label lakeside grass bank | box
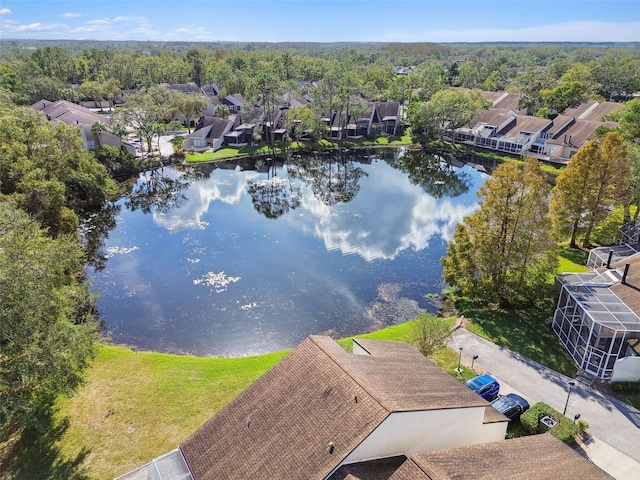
[184,135,413,163]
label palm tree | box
[153,123,164,157]
[91,121,106,149]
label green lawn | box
[184,136,412,163]
[557,242,589,273]
[459,299,577,378]
[5,319,470,480]
[21,346,288,480]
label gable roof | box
[492,92,522,111]
[389,434,613,480]
[32,99,109,128]
[371,102,401,123]
[578,101,623,122]
[180,336,487,480]
[563,100,599,119]
[546,119,618,149]
[161,82,202,94]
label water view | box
[85,148,492,356]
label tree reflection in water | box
[287,152,368,206]
[390,149,472,199]
[246,159,302,219]
[125,167,190,214]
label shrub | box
[409,313,451,357]
[611,382,640,393]
[520,402,588,446]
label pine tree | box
[442,158,557,307]
[550,131,630,248]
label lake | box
[84,147,492,356]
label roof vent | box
[328,442,335,454]
[246,417,251,429]
[622,264,631,285]
[354,394,358,404]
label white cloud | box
[153,169,260,232]
[374,21,640,43]
[60,12,82,19]
[86,18,111,25]
[0,8,11,15]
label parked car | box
[464,374,500,401]
[490,393,530,421]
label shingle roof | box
[328,456,407,480]
[563,100,599,119]
[578,101,623,122]
[546,119,618,149]
[609,252,640,318]
[180,336,487,480]
[468,108,515,130]
[32,99,109,128]
[492,92,522,111]
[390,434,614,480]
[349,339,487,412]
[180,336,389,480]
[500,115,552,136]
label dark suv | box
[464,374,500,401]
[490,393,530,421]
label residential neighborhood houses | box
[22,63,639,480]
[115,336,612,480]
[30,75,623,170]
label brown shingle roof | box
[328,456,407,480]
[180,336,389,480]
[33,99,109,128]
[180,336,488,480]
[500,115,552,136]
[563,100,599,119]
[468,108,515,129]
[546,119,617,149]
[609,252,640,317]
[492,92,522,111]
[391,434,614,480]
[579,101,623,122]
[347,339,487,412]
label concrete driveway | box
[449,328,640,479]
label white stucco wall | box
[612,356,640,382]
[341,408,506,465]
[352,342,369,356]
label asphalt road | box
[448,328,640,468]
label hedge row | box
[611,382,640,393]
[520,402,588,446]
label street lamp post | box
[471,355,479,371]
[456,347,463,374]
[563,381,576,416]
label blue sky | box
[1,0,639,42]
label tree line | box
[0,93,116,439]
[2,42,639,112]
[442,129,636,308]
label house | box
[223,122,257,147]
[117,336,509,479]
[369,101,402,136]
[380,433,613,480]
[160,82,203,95]
[115,336,611,480]
[452,108,552,156]
[222,93,245,113]
[182,115,236,152]
[552,234,640,380]
[452,96,623,164]
[31,99,135,155]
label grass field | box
[0,319,479,480]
